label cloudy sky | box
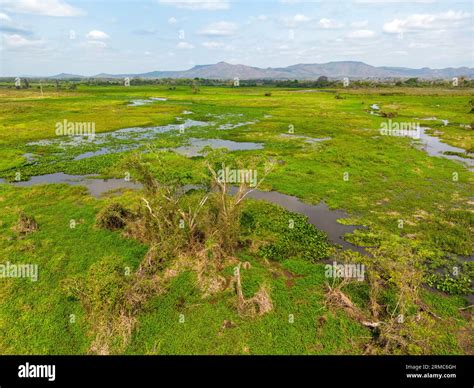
[0,0,472,76]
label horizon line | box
[2,60,473,79]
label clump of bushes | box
[75,150,278,353]
[322,235,468,355]
[426,273,472,295]
[12,211,38,236]
[96,203,131,231]
[380,111,398,118]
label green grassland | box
[0,84,472,354]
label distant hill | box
[49,73,85,80]
[48,61,473,80]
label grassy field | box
[0,84,472,354]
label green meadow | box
[0,84,472,354]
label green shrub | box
[241,201,331,262]
[96,203,131,231]
[426,273,472,295]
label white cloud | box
[2,0,85,17]
[0,13,12,22]
[177,41,194,49]
[283,14,312,27]
[198,21,238,36]
[2,34,44,48]
[294,14,310,23]
[257,15,267,21]
[318,18,343,29]
[157,0,229,10]
[383,10,471,34]
[202,41,234,51]
[168,17,178,24]
[202,41,223,49]
[347,29,376,38]
[86,30,110,40]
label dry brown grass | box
[12,211,38,236]
[234,264,273,317]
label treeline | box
[0,75,472,89]
[274,76,474,88]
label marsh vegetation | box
[0,82,472,355]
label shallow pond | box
[417,127,473,170]
[9,173,142,197]
[3,173,364,253]
[229,187,365,254]
[28,119,210,161]
[172,138,264,157]
[218,121,257,130]
[127,97,167,106]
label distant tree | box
[315,76,329,87]
[404,77,418,86]
[191,80,200,94]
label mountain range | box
[49,61,473,80]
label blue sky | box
[0,0,472,76]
